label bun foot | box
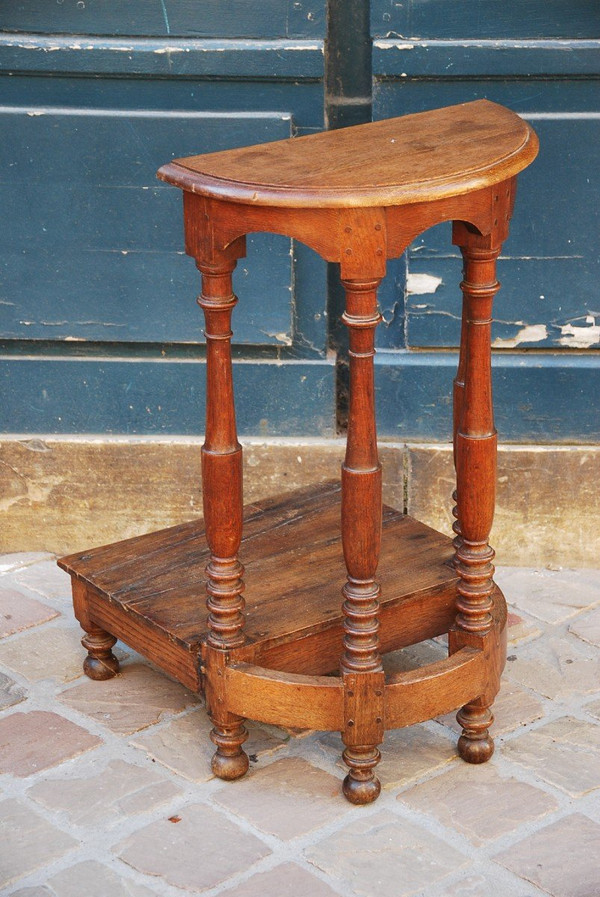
[211,748,250,781]
[456,702,494,764]
[457,732,494,764]
[342,772,381,805]
[342,745,382,804]
[210,721,249,781]
[81,629,119,680]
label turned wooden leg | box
[452,226,502,764]
[340,276,385,805]
[197,250,249,781]
[451,299,468,566]
[70,579,119,680]
[81,625,119,680]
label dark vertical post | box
[325,0,373,429]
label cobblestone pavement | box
[0,553,599,897]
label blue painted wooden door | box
[372,0,600,442]
[0,1,334,436]
[2,2,599,443]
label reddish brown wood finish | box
[450,194,514,763]
[340,275,385,803]
[59,101,537,804]
[197,253,249,780]
[71,577,119,680]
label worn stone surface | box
[7,889,51,896]
[117,802,271,891]
[0,710,101,777]
[0,438,404,554]
[437,677,545,737]
[503,716,600,796]
[318,722,457,789]
[495,566,600,624]
[1,539,599,895]
[0,625,90,682]
[505,634,600,701]
[58,662,197,735]
[382,639,446,675]
[399,763,558,845]
[14,559,74,602]
[434,875,497,896]
[1,438,598,567]
[220,863,340,897]
[0,669,27,709]
[406,444,600,568]
[495,813,600,897]
[570,606,600,648]
[130,709,287,782]
[506,608,543,646]
[0,551,53,574]
[12,862,157,897]
[213,757,346,840]
[28,758,182,826]
[0,586,59,637]
[586,698,600,721]
[434,872,538,897]
[306,810,469,897]
[491,677,546,734]
[0,798,77,888]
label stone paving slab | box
[0,553,599,897]
[0,625,91,683]
[0,798,78,888]
[116,802,272,892]
[130,708,287,783]
[495,813,600,897]
[398,762,559,845]
[0,587,59,638]
[305,810,470,897]
[13,560,73,602]
[494,566,600,624]
[219,862,342,897]
[569,605,600,648]
[28,758,183,827]
[505,633,600,702]
[503,715,600,797]
[0,710,101,777]
[11,861,157,897]
[0,670,27,710]
[0,552,53,575]
[213,756,348,840]
[58,662,197,735]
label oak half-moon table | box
[59,100,538,804]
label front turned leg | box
[457,700,494,764]
[71,578,119,680]
[197,250,249,781]
[452,227,502,764]
[340,276,384,804]
[209,715,249,781]
[81,625,119,681]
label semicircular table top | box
[158,100,538,209]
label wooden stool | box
[59,100,538,804]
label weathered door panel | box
[0,3,333,435]
[0,0,324,39]
[372,3,600,441]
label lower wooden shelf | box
[58,481,463,693]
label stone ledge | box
[0,436,597,567]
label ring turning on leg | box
[81,625,119,680]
